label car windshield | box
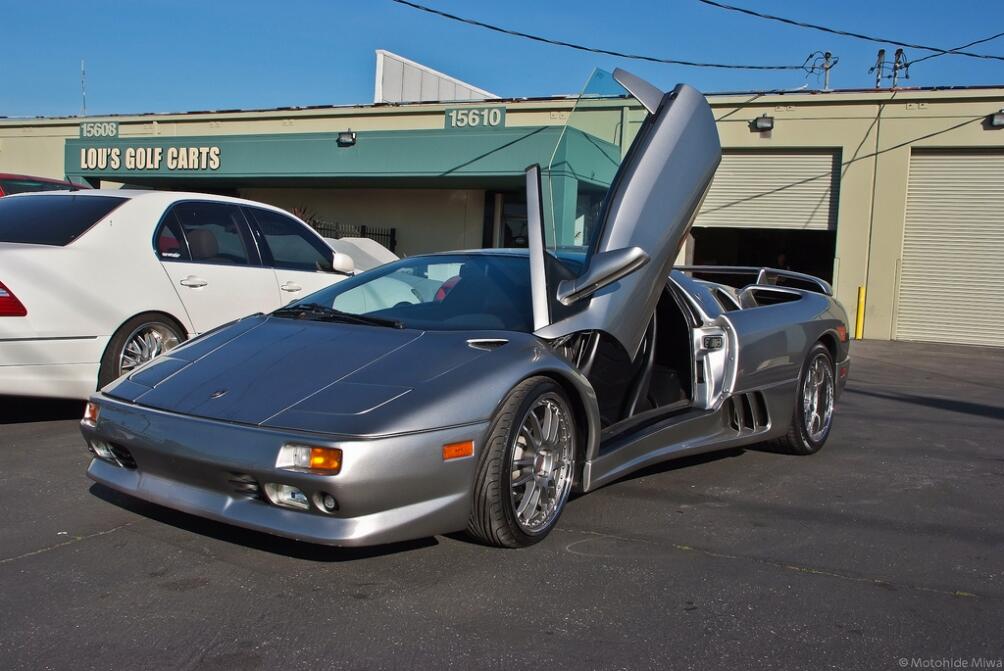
[276,254,534,332]
[542,69,646,258]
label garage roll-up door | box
[694,151,839,230]
[895,151,1004,346]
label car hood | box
[106,315,490,430]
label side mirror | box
[331,251,355,275]
[556,247,649,306]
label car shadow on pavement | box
[88,483,439,562]
[846,387,1004,421]
[0,396,84,424]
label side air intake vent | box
[227,473,262,499]
[727,392,770,435]
[108,442,137,469]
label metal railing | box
[310,220,398,253]
[676,265,833,296]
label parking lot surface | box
[1,340,1001,670]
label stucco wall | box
[240,187,485,258]
[2,88,1003,340]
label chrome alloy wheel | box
[802,352,835,442]
[509,393,574,533]
[117,322,180,375]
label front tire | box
[467,377,577,548]
[98,314,185,388]
[771,342,836,455]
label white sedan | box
[0,190,354,400]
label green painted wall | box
[65,127,580,183]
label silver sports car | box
[81,69,850,548]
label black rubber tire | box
[97,313,186,388]
[770,342,835,456]
[467,376,576,548]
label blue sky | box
[3,0,1002,117]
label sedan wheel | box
[468,377,577,547]
[98,314,185,388]
[118,323,181,375]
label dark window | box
[248,208,332,272]
[0,194,126,246]
[166,202,250,266]
[0,179,74,196]
[154,217,189,261]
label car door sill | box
[585,405,726,491]
[598,399,695,452]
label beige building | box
[1,84,1002,345]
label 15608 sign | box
[79,122,119,138]
[445,107,505,129]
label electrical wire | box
[908,31,1004,66]
[697,0,1004,62]
[388,0,821,71]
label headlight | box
[276,444,342,475]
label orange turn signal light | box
[82,402,100,426]
[442,440,474,461]
[308,447,343,473]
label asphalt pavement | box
[1,340,1001,671]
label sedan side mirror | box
[331,251,355,275]
[556,246,649,306]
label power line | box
[388,0,820,71]
[909,31,1004,66]
[697,0,1004,62]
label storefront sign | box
[77,145,221,171]
[444,107,505,129]
[64,126,574,183]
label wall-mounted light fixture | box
[750,114,774,132]
[988,110,1004,128]
[337,130,357,147]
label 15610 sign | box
[445,107,505,129]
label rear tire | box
[771,342,835,455]
[98,314,185,388]
[467,377,577,548]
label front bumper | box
[83,396,487,546]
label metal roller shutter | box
[694,151,839,230]
[895,151,1004,346]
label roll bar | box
[675,265,833,296]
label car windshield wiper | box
[272,303,404,329]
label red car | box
[0,173,87,197]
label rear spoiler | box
[675,265,833,296]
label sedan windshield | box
[276,254,533,332]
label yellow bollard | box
[854,286,866,340]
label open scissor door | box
[527,68,721,359]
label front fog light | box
[264,483,310,510]
[276,444,342,474]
